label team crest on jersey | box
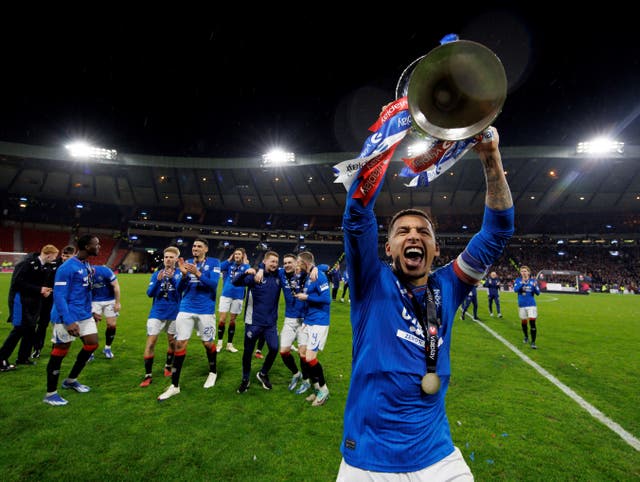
[398,286,442,343]
[401,307,423,337]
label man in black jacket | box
[32,245,76,359]
[0,244,59,371]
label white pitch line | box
[474,318,640,452]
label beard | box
[392,256,428,281]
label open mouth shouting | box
[404,246,424,269]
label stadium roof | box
[1,141,639,229]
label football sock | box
[105,326,116,346]
[144,355,154,375]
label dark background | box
[1,6,638,157]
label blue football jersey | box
[147,269,182,320]
[91,265,117,301]
[177,257,221,314]
[51,257,93,325]
[340,172,514,472]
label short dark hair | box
[388,209,434,238]
[77,234,97,251]
[62,245,76,255]
[193,238,209,247]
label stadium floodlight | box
[407,139,431,158]
[65,142,118,160]
[261,149,295,167]
[576,137,624,155]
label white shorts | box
[51,318,98,344]
[519,306,538,320]
[336,447,472,481]
[92,300,119,318]
[280,317,304,347]
[304,324,329,352]
[146,318,177,337]
[175,312,216,342]
[218,296,244,315]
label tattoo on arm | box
[481,152,513,210]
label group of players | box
[2,234,333,406]
[1,240,121,371]
[459,267,541,349]
[147,239,331,404]
[2,230,539,409]
[0,235,122,404]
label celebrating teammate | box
[157,238,221,401]
[140,246,182,387]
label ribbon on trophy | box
[333,34,505,198]
[332,97,410,205]
[332,100,489,197]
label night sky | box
[1,6,638,157]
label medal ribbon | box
[403,283,440,376]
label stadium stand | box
[1,142,638,292]
[0,226,14,251]
[21,228,73,253]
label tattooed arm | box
[474,127,513,211]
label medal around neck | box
[421,372,440,394]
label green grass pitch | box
[0,274,638,481]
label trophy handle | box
[395,54,425,99]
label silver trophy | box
[396,38,507,141]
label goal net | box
[0,252,27,273]
[536,269,590,294]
